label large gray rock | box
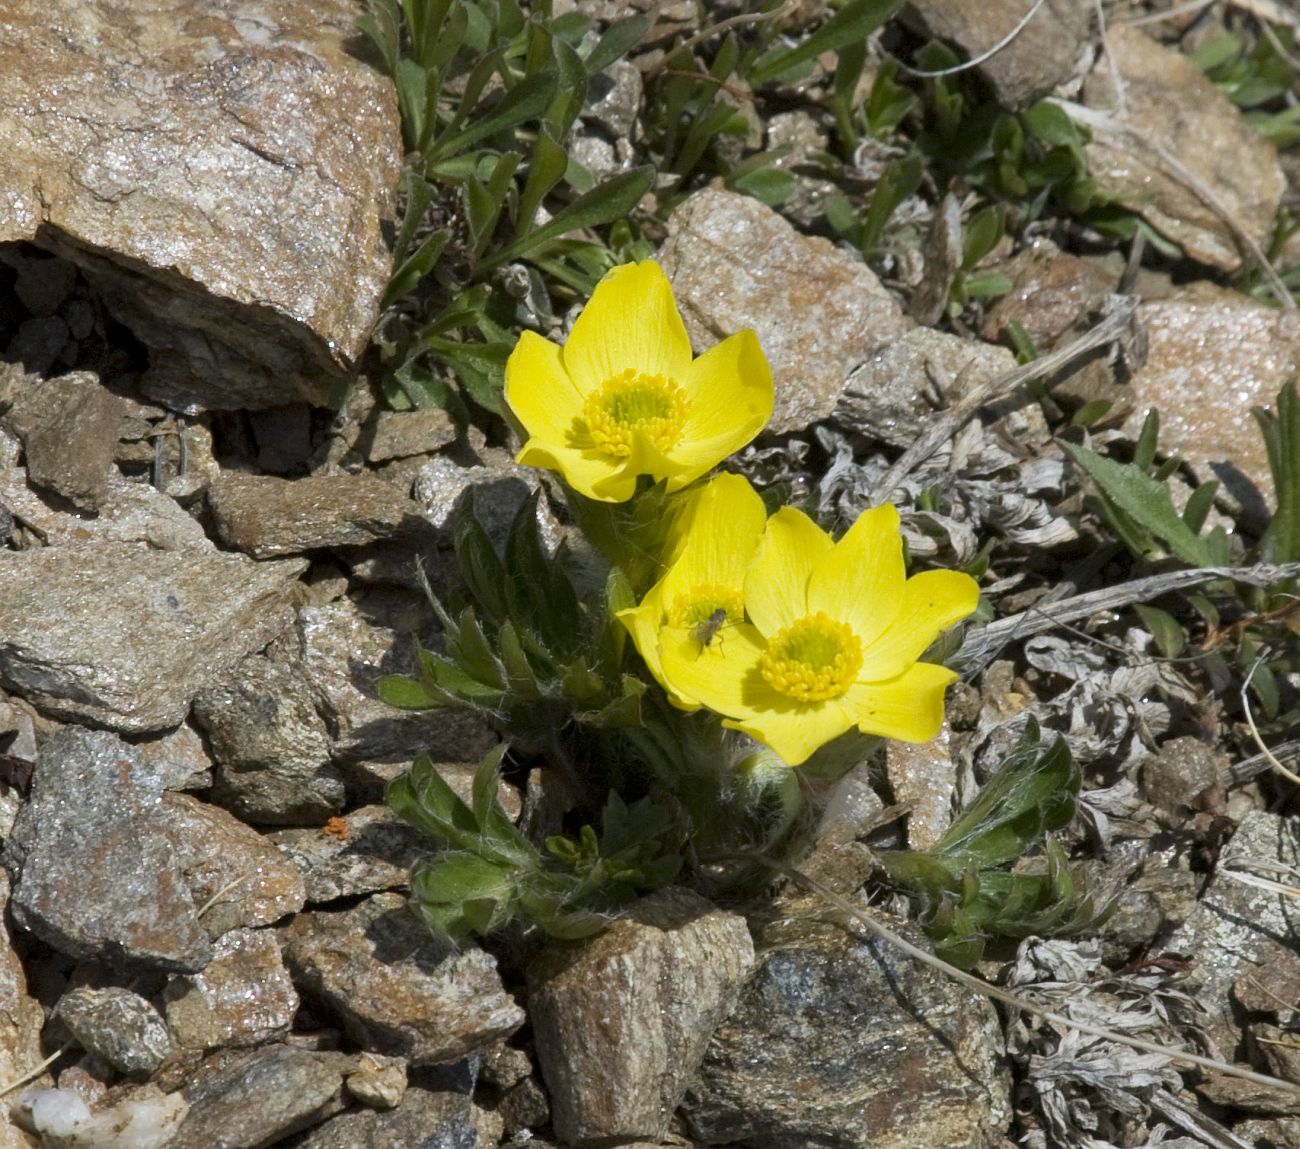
[2,373,126,510]
[164,928,299,1052]
[0,872,45,1146]
[295,1077,481,1149]
[0,541,306,734]
[159,792,306,939]
[281,893,524,1065]
[5,728,212,972]
[208,473,422,559]
[1082,25,1284,273]
[682,911,1011,1149]
[658,188,911,435]
[528,888,755,1146]
[1166,811,1300,1059]
[270,806,428,904]
[0,0,401,411]
[54,986,173,1076]
[1123,283,1299,510]
[167,1045,347,1149]
[901,0,1090,108]
[193,653,346,826]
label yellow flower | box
[654,503,980,766]
[504,260,773,503]
[618,472,766,709]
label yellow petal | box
[807,504,905,651]
[724,699,855,767]
[617,583,688,706]
[661,473,766,598]
[504,330,585,447]
[658,622,767,715]
[840,662,957,742]
[561,261,694,395]
[516,441,624,502]
[589,429,692,501]
[671,329,774,472]
[857,570,980,680]
[744,507,833,636]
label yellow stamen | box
[584,369,688,457]
[666,584,744,630]
[759,612,862,702]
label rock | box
[583,60,642,141]
[0,0,401,411]
[271,600,431,770]
[5,728,212,972]
[0,873,46,1141]
[54,987,173,1076]
[249,406,314,475]
[835,326,1016,449]
[163,928,298,1052]
[294,1078,480,1149]
[344,1053,408,1111]
[1123,283,1296,509]
[1137,735,1223,816]
[681,911,1010,1149]
[8,317,71,377]
[528,888,755,1145]
[413,450,563,546]
[659,187,911,435]
[3,373,126,510]
[1165,811,1300,1058]
[886,720,955,851]
[269,806,428,904]
[980,239,1115,350]
[18,1085,187,1149]
[0,466,211,551]
[765,110,838,228]
[1082,25,1285,273]
[159,792,306,939]
[901,0,1090,108]
[208,472,421,559]
[193,654,345,826]
[0,695,37,795]
[281,893,524,1065]
[0,540,305,734]
[136,725,213,793]
[166,1044,347,1149]
[3,249,77,317]
[363,408,458,464]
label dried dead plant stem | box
[1240,649,1300,785]
[752,852,1300,1096]
[872,295,1140,506]
[896,0,1050,78]
[956,561,1300,673]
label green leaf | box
[750,0,906,84]
[1182,480,1220,534]
[585,13,650,74]
[357,0,401,76]
[515,127,569,237]
[962,205,1006,270]
[1255,382,1300,563]
[857,152,924,254]
[1063,440,1221,567]
[730,165,797,206]
[451,495,509,622]
[472,743,504,830]
[480,166,654,269]
[445,608,506,691]
[431,71,557,161]
[1134,603,1187,659]
[377,673,443,710]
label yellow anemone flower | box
[656,504,980,766]
[504,260,773,503]
[618,472,766,709]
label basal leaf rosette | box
[504,260,774,502]
[656,504,980,766]
[619,472,766,709]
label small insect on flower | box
[690,607,728,654]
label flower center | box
[759,612,863,702]
[584,369,688,458]
[667,584,745,634]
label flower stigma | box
[758,612,863,702]
[583,369,689,457]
